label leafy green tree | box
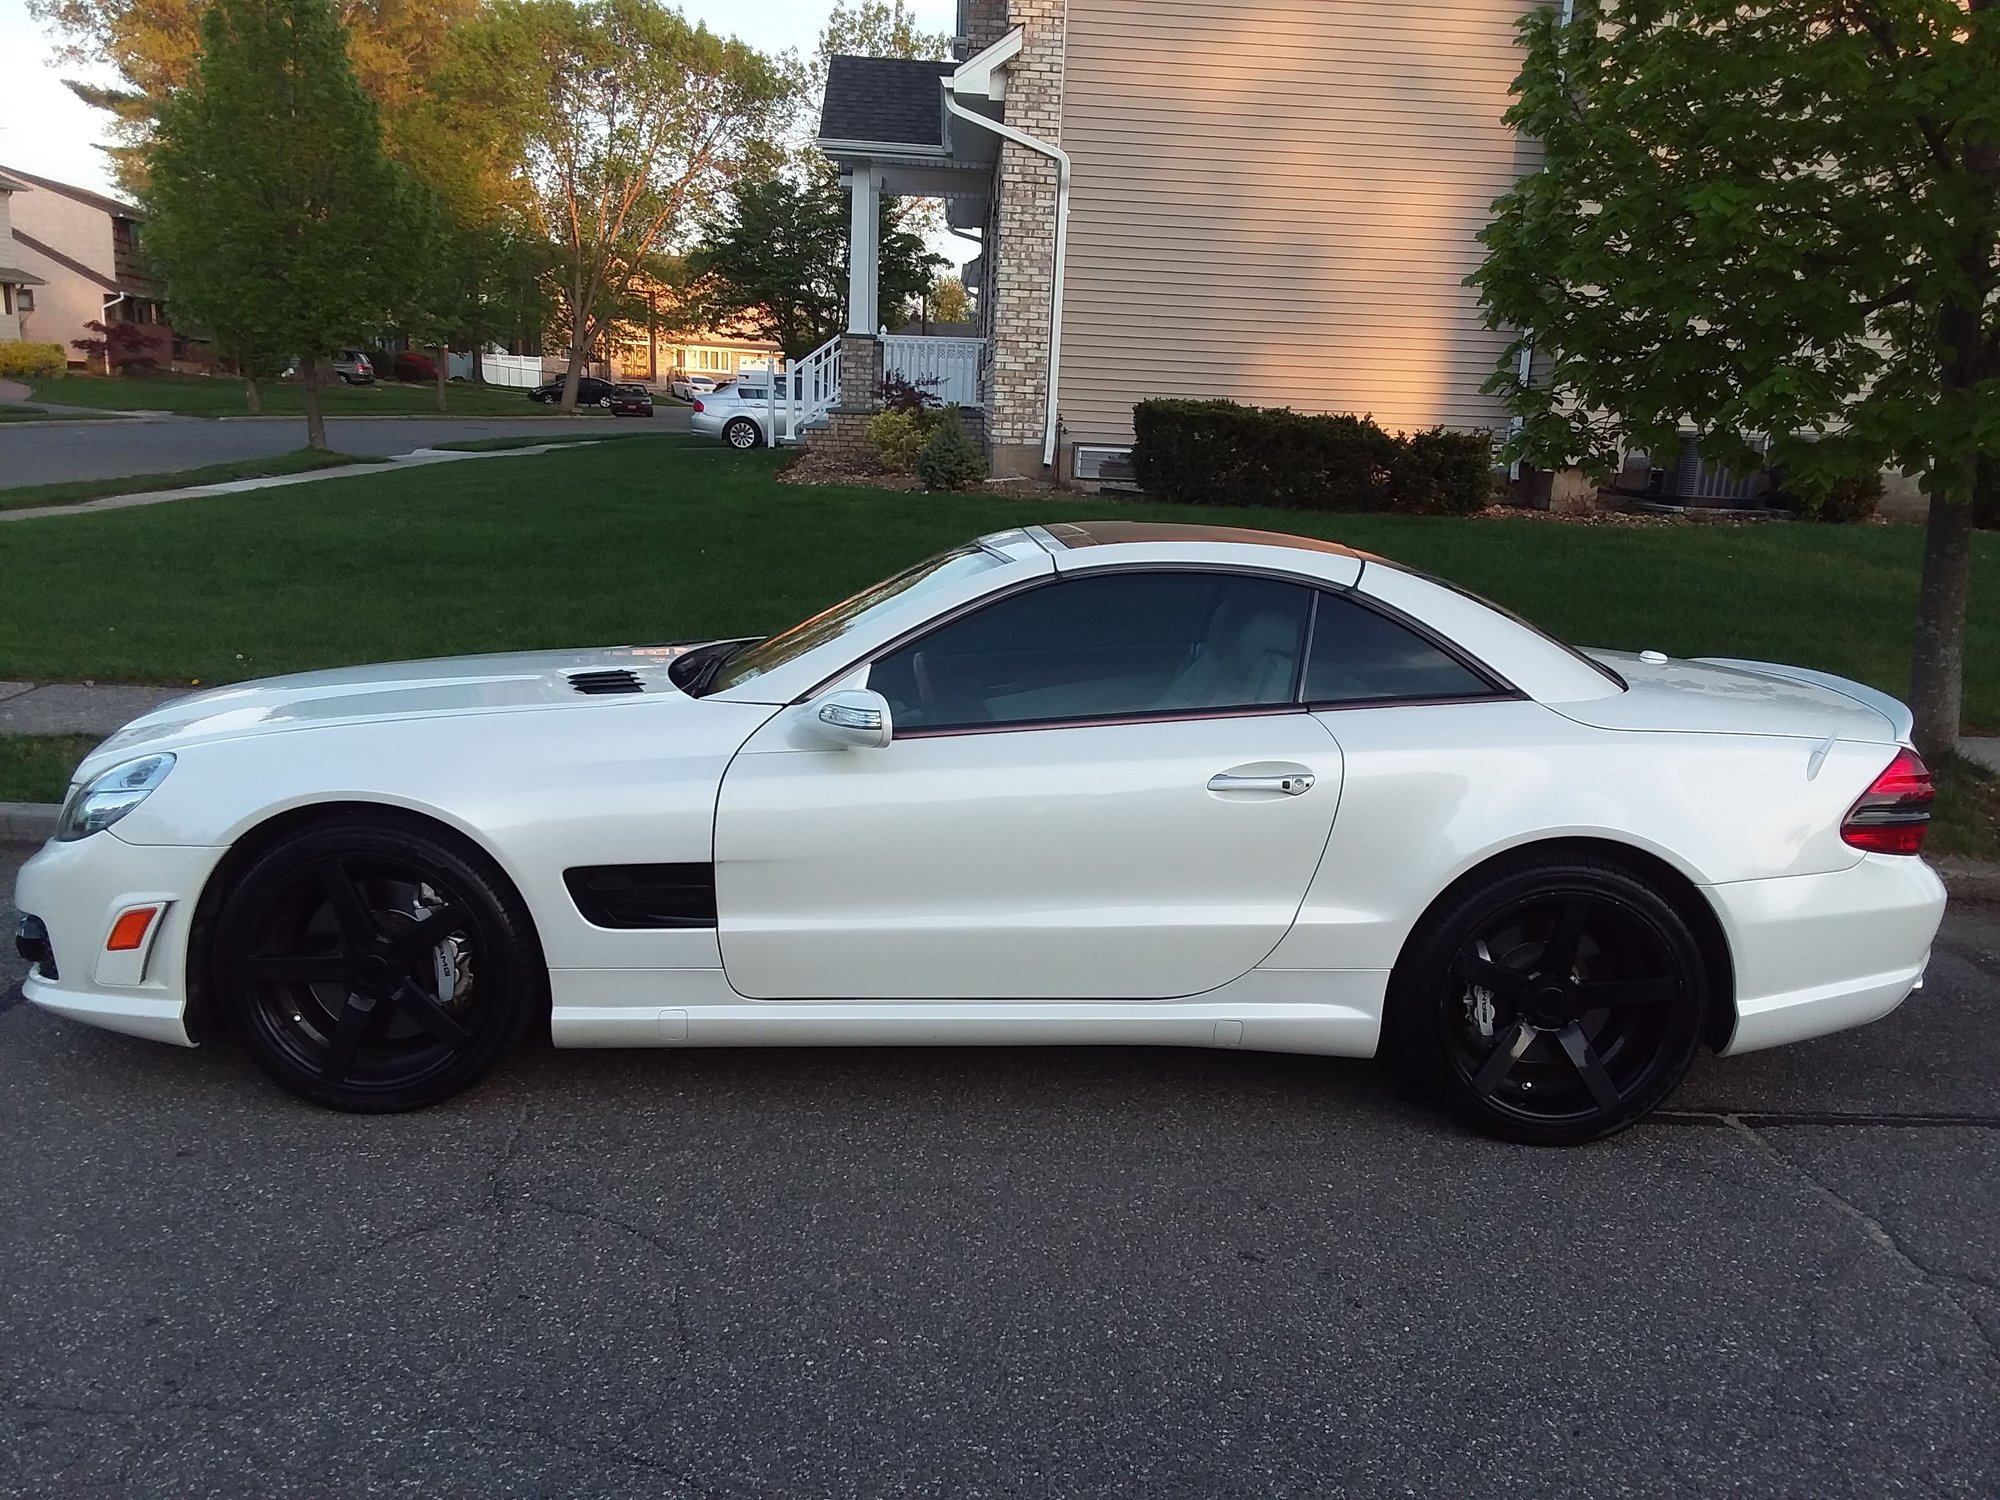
[815,0,952,84]
[688,167,943,358]
[460,0,787,410]
[143,0,421,448]
[1473,0,1999,756]
[928,275,972,326]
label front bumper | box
[1708,853,1946,1055]
[13,833,227,1048]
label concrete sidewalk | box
[0,681,187,735]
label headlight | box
[55,754,176,842]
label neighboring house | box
[0,164,204,371]
[816,0,1544,480]
[615,328,783,386]
[0,170,47,343]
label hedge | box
[1130,398,1495,515]
[0,342,68,380]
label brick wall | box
[804,409,881,469]
[984,0,1068,476]
[838,333,882,412]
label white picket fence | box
[882,335,984,408]
[477,352,550,390]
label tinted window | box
[872,572,1312,732]
[1304,592,1494,704]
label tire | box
[724,417,761,450]
[598,395,613,408]
[213,815,542,1113]
[1385,855,1709,1146]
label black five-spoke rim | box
[1445,891,1689,1124]
[236,857,484,1092]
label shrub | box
[71,319,158,374]
[915,405,986,490]
[1788,469,1885,524]
[866,407,944,471]
[0,341,68,379]
[1131,398,1493,515]
[877,372,941,411]
[392,350,439,383]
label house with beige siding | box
[811,0,1540,481]
[0,165,195,370]
[0,170,47,343]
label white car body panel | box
[12,524,1945,1084]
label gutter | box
[941,90,1071,469]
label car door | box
[713,569,1344,1001]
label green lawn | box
[0,448,384,513]
[0,734,96,804]
[27,372,593,419]
[0,432,1994,730]
[1932,756,2000,861]
[0,403,120,423]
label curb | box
[1934,857,2000,905]
[0,802,58,842]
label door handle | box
[1207,772,1315,796]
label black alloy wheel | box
[1388,857,1708,1145]
[214,817,540,1112]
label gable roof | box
[0,164,141,220]
[819,56,954,152]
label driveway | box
[1,841,1995,1497]
[0,410,692,489]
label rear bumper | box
[1707,854,1945,1055]
[12,833,225,1048]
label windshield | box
[703,544,1008,696]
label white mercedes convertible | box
[13,522,1945,1144]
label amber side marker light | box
[105,906,160,953]
[1841,749,1935,856]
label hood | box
[1562,652,1904,744]
[86,643,711,765]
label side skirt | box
[548,967,1388,1058]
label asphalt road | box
[0,409,691,490]
[2,840,1996,1498]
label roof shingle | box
[818,56,953,152]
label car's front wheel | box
[724,417,761,450]
[598,395,613,408]
[213,816,541,1113]
[1386,855,1710,1146]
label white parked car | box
[665,369,719,402]
[689,376,783,450]
[12,523,1944,1143]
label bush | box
[391,350,439,383]
[1795,469,1884,524]
[866,407,945,471]
[0,342,68,380]
[877,372,940,411]
[915,405,986,490]
[1131,398,1494,515]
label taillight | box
[692,399,704,412]
[1841,747,1934,855]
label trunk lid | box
[1562,651,1903,744]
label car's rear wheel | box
[1387,856,1708,1145]
[213,817,540,1113]
[724,417,761,450]
[598,394,613,407]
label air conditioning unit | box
[1072,444,1135,482]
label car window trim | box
[798,561,1525,735]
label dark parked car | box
[529,375,616,407]
[609,382,655,418]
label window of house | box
[17,290,33,312]
[870,572,1314,733]
[1302,591,1497,704]
[2,286,12,314]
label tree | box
[1472,0,1999,758]
[815,0,952,84]
[917,274,971,328]
[143,0,421,448]
[460,0,786,410]
[687,166,944,357]
[30,0,481,192]
[71,317,156,374]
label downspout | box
[942,92,1070,469]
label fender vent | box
[568,669,644,696]
[565,865,716,929]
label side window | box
[871,572,1312,733]
[1305,591,1496,704]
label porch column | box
[846,166,880,335]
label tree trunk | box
[471,342,485,386]
[244,376,262,415]
[300,355,328,451]
[561,323,587,411]
[1909,478,1975,760]
[435,344,449,413]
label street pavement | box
[0,410,691,489]
[1,838,1995,1498]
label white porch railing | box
[741,334,844,445]
[883,335,984,408]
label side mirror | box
[801,688,893,750]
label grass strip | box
[0,734,98,804]
[0,449,387,512]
